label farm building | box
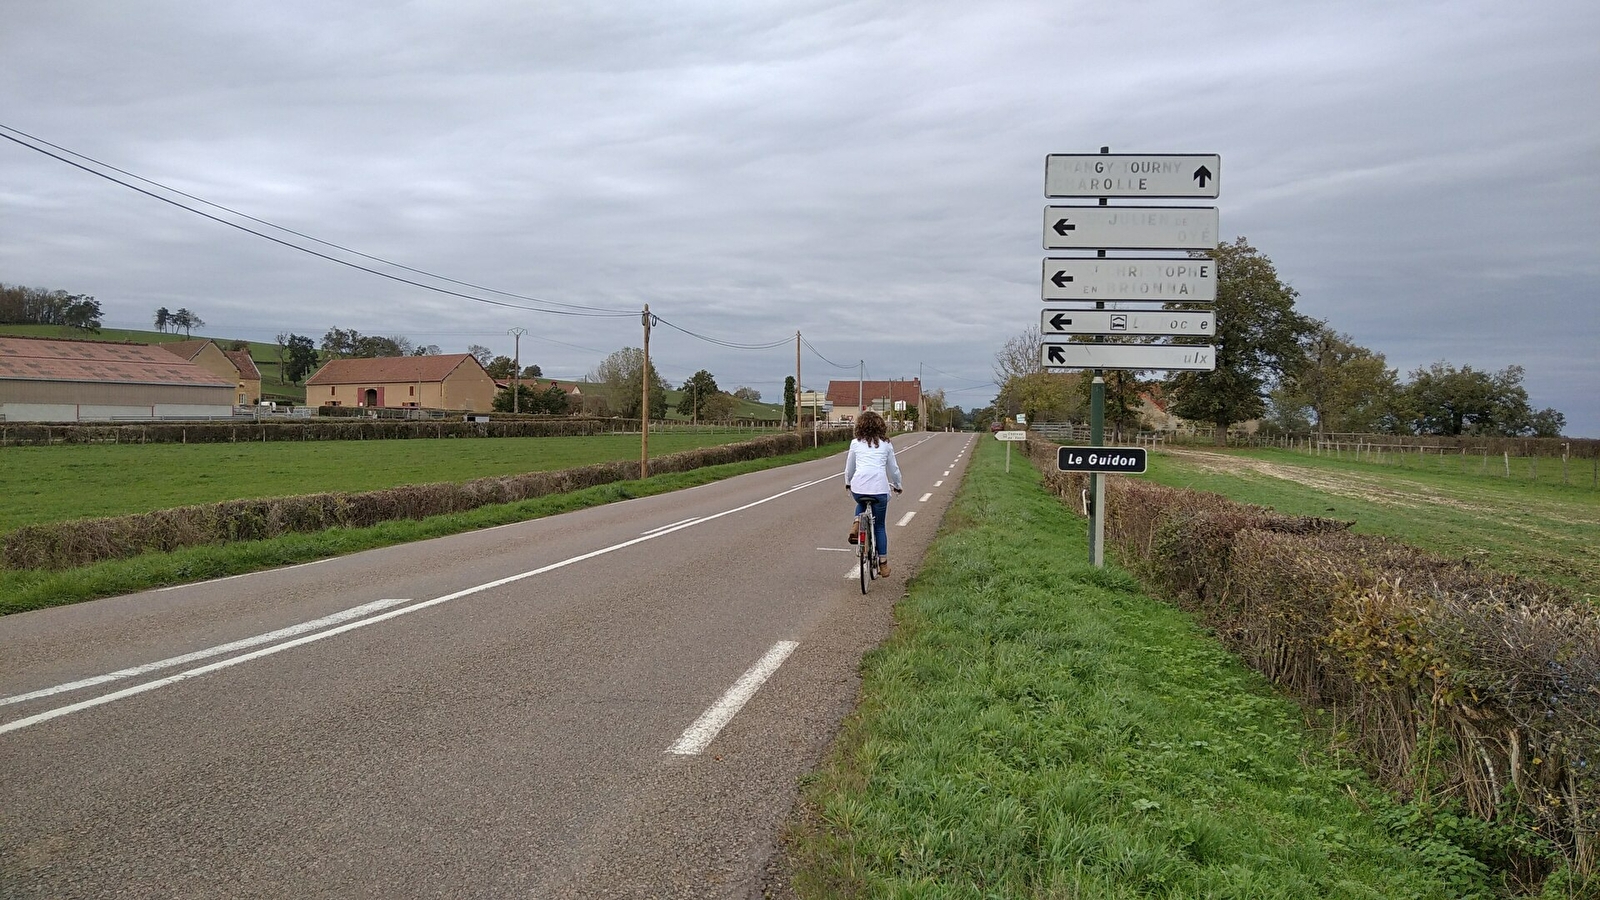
[157,339,262,405]
[825,379,923,424]
[0,336,234,422]
[305,354,496,412]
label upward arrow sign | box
[1192,165,1213,188]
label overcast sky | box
[3,1,1596,435]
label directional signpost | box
[994,429,1026,471]
[1046,153,1220,199]
[1042,257,1216,302]
[1037,147,1221,567]
[1044,206,1218,251]
[1042,309,1214,337]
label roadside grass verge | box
[1142,448,1600,599]
[0,432,770,534]
[0,441,843,616]
[787,438,1490,898]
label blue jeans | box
[852,492,889,557]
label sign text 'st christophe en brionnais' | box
[1056,446,1148,474]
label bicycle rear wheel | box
[858,513,870,594]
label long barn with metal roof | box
[0,336,234,422]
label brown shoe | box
[878,562,890,577]
[848,517,860,544]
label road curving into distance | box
[0,432,977,899]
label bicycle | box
[855,497,881,595]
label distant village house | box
[305,354,496,412]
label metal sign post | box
[995,429,1026,471]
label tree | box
[494,383,568,414]
[733,386,761,403]
[1166,238,1317,445]
[61,295,102,332]
[322,328,357,359]
[1280,326,1403,435]
[171,308,203,337]
[1405,362,1536,436]
[521,363,542,378]
[677,370,721,422]
[1529,408,1566,438]
[701,392,738,423]
[284,334,320,384]
[412,344,441,356]
[274,333,291,379]
[350,334,405,358]
[484,355,517,379]
[155,307,172,333]
[467,344,494,366]
[590,347,667,420]
[784,376,797,427]
[1077,369,1149,439]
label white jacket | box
[844,438,902,495]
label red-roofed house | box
[156,339,262,405]
[0,336,234,421]
[825,378,922,423]
[305,354,496,411]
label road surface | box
[0,432,976,898]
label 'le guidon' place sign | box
[1057,446,1148,474]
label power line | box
[0,123,635,319]
[651,315,791,351]
[800,336,858,369]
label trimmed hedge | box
[1027,438,1600,881]
[0,417,642,446]
[3,431,847,571]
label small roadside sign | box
[1042,309,1214,337]
[994,430,1026,441]
[1057,446,1148,474]
[1044,206,1218,251]
[1043,342,1216,371]
[1042,257,1216,303]
[1046,153,1219,199]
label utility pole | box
[641,305,653,478]
[508,327,527,414]
[918,362,924,432]
[794,331,801,435]
[857,360,864,421]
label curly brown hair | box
[854,410,887,446]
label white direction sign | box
[1042,309,1214,337]
[1042,257,1216,302]
[1042,343,1216,372]
[1045,206,1218,250]
[1046,153,1220,199]
[994,430,1027,442]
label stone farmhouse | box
[0,336,234,422]
[825,379,923,424]
[305,354,496,412]
[157,339,262,406]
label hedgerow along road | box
[0,432,975,898]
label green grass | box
[0,432,779,534]
[1141,447,1600,599]
[0,440,845,615]
[787,438,1493,898]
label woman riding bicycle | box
[844,410,903,577]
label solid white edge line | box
[667,640,798,755]
[153,557,330,592]
[0,597,414,708]
[896,512,916,526]
[2,471,843,736]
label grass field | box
[0,432,775,533]
[1140,447,1600,600]
[787,438,1503,898]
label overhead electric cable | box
[0,124,634,319]
[651,316,790,351]
[799,336,858,369]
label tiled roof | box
[305,354,480,385]
[222,349,261,380]
[826,379,922,407]
[0,336,234,387]
[158,339,210,361]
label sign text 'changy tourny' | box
[1045,154,1221,199]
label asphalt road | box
[0,432,976,899]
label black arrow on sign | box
[1192,165,1213,188]
[1050,270,1072,288]
[1047,345,1065,364]
[1053,218,1075,236]
[1049,313,1073,330]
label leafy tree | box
[1076,369,1149,439]
[784,376,797,427]
[484,355,517,379]
[521,363,542,378]
[1405,362,1536,436]
[467,344,494,366]
[274,333,291,379]
[322,328,357,358]
[284,334,320,384]
[61,295,102,332]
[535,384,571,415]
[590,347,667,420]
[154,307,172,333]
[1280,326,1403,435]
[171,308,203,337]
[997,372,1083,424]
[1528,408,1566,438]
[733,386,761,403]
[0,284,101,330]
[350,334,406,358]
[677,370,721,422]
[495,383,569,414]
[412,344,442,356]
[700,391,738,423]
[1166,238,1317,445]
